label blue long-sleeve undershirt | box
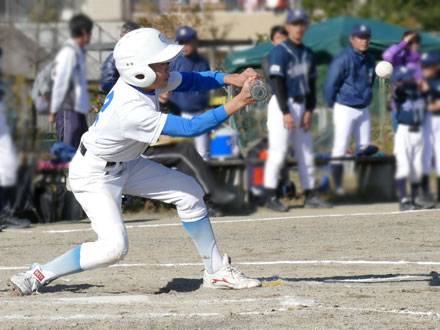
[174,71,226,93]
[162,105,229,137]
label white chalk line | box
[1,295,440,321]
[36,209,437,234]
[2,259,440,271]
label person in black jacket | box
[100,21,140,94]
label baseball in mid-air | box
[375,61,393,79]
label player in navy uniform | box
[324,24,376,195]
[392,66,433,210]
[420,51,440,207]
[264,9,331,212]
[170,26,212,160]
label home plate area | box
[1,204,440,329]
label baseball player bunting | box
[9,28,261,295]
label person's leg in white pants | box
[264,97,291,190]
[421,113,433,197]
[182,112,211,160]
[353,107,371,152]
[331,103,360,191]
[289,101,315,190]
[21,154,223,286]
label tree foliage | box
[302,0,440,32]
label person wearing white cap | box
[9,28,262,295]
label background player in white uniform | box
[0,47,30,230]
[10,28,261,295]
[264,9,331,212]
[420,51,440,207]
[391,66,432,210]
[324,24,376,195]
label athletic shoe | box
[203,254,261,289]
[267,196,288,212]
[0,208,30,229]
[304,195,333,209]
[413,196,435,210]
[335,187,346,196]
[9,264,55,296]
[210,189,236,206]
[207,205,224,217]
[399,199,415,211]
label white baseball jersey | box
[81,72,183,162]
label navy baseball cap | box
[421,51,440,67]
[176,26,197,42]
[391,66,415,83]
[351,24,372,37]
[286,9,308,24]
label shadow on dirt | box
[155,278,203,294]
[40,283,105,293]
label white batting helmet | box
[113,28,183,88]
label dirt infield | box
[1,203,440,329]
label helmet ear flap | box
[123,65,156,88]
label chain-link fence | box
[231,65,393,157]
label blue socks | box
[38,216,223,278]
[182,216,223,274]
[40,246,83,277]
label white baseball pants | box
[429,115,440,176]
[331,102,371,163]
[69,149,207,271]
[264,96,315,190]
[0,106,18,187]
[422,113,433,175]
[394,125,424,182]
[182,111,210,160]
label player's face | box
[159,91,172,103]
[81,29,92,45]
[350,35,370,53]
[272,32,287,46]
[149,62,171,89]
[422,66,437,79]
[285,21,308,43]
[409,41,420,52]
[179,40,198,56]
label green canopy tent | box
[225,16,440,73]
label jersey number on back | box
[94,90,114,126]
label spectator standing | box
[264,9,331,212]
[49,14,93,149]
[170,26,212,160]
[324,24,376,195]
[420,51,440,206]
[383,32,422,132]
[391,66,433,210]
